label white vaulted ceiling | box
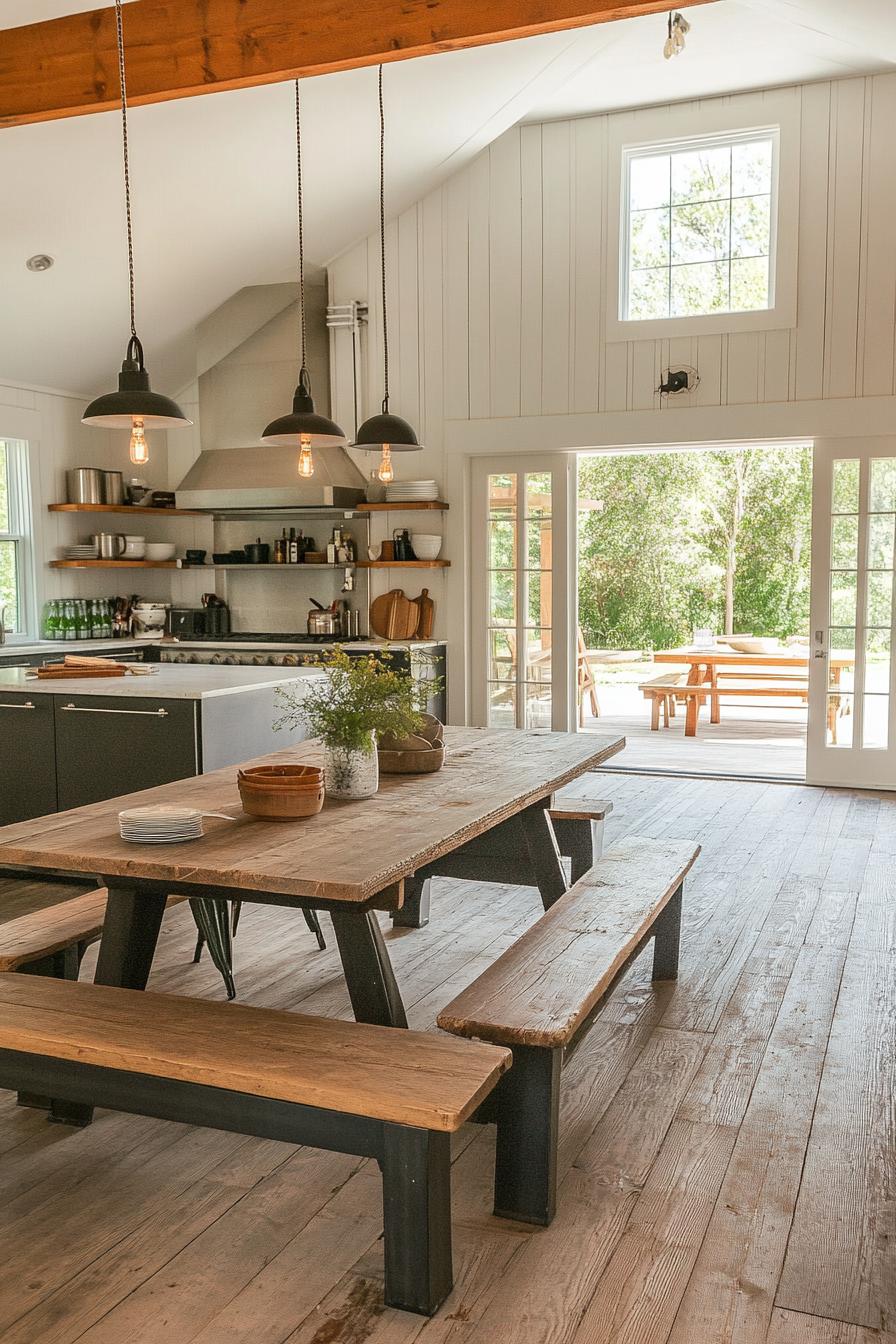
[1,1,893,397]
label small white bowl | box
[367,544,382,561]
[411,533,442,560]
[145,543,176,561]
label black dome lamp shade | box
[261,81,345,477]
[81,0,190,467]
[351,66,423,483]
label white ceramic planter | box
[324,733,379,800]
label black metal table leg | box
[521,803,569,910]
[391,874,431,929]
[550,816,594,883]
[331,909,408,1028]
[94,886,167,989]
[382,1125,453,1315]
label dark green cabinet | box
[0,693,57,823]
[53,695,200,810]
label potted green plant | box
[275,648,441,799]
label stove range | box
[159,631,365,666]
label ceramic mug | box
[123,535,146,559]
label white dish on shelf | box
[144,543,176,561]
[411,533,442,560]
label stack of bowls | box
[237,764,324,820]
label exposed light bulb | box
[664,11,689,58]
[297,438,314,478]
[377,445,394,484]
[129,417,149,466]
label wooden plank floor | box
[0,773,894,1344]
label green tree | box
[577,445,811,650]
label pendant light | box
[262,80,345,476]
[82,0,191,465]
[352,66,423,483]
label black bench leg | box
[16,947,81,1115]
[381,1125,453,1316]
[492,1045,562,1226]
[391,875,431,929]
[652,883,683,981]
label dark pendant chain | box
[378,64,389,415]
[295,79,307,374]
[114,0,137,342]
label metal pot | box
[101,470,124,505]
[91,532,126,559]
[307,600,339,636]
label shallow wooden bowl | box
[238,765,323,791]
[378,745,445,774]
[238,780,324,820]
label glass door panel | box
[807,439,896,787]
[473,455,573,731]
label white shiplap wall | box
[328,74,896,446]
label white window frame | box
[0,438,37,642]
[605,90,800,343]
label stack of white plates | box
[385,480,440,503]
[64,544,99,560]
[119,805,204,844]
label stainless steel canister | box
[66,468,104,504]
[101,470,124,505]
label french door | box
[471,454,575,732]
[806,437,896,788]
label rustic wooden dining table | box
[0,727,624,1031]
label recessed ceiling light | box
[26,254,54,272]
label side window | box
[622,130,777,323]
[0,439,34,638]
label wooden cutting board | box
[35,667,127,679]
[412,588,435,639]
[370,589,419,641]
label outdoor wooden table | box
[0,727,624,1032]
[652,646,853,737]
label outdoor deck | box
[583,678,808,779]
[0,773,892,1343]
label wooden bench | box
[392,792,614,927]
[639,672,686,729]
[437,836,699,1226]
[0,881,186,1120]
[0,974,510,1316]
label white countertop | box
[0,638,150,659]
[0,665,324,700]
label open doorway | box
[576,442,813,780]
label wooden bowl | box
[378,745,445,774]
[238,765,323,790]
[238,780,324,820]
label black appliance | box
[167,607,206,638]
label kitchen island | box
[0,665,323,824]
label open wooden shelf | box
[49,559,178,569]
[48,503,205,517]
[356,559,450,569]
[356,501,448,512]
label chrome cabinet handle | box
[0,700,35,710]
[60,704,168,717]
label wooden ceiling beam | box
[0,0,716,129]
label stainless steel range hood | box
[175,444,366,511]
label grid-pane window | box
[623,131,776,322]
[0,440,32,637]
